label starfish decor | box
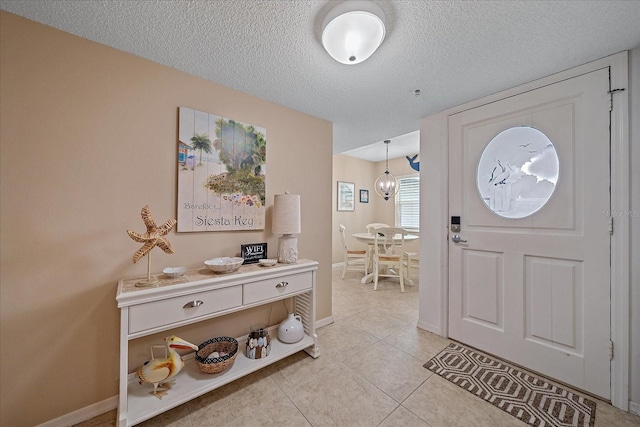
[127,205,177,286]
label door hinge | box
[608,88,626,111]
[609,340,614,360]
[609,217,614,235]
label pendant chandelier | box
[374,140,398,201]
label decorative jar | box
[246,324,270,359]
[278,313,304,343]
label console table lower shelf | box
[126,331,317,426]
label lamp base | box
[277,234,298,264]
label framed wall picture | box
[177,106,266,232]
[359,189,369,203]
[337,181,355,211]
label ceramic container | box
[163,267,186,278]
[278,313,304,343]
[204,257,244,273]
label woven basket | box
[195,336,238,374]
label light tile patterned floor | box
[77,266,639,427]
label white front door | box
[448,68,611,399]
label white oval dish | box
[163,267,186,278]
[204,257,244,273]
[258,258,277,267]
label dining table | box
[352,232,419,245]
[351,232,419,284]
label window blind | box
[395,176,420,230]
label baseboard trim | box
[36,396,118,427]
[315,315,334,328]
[417,319,443,336]
[629,401,640,416]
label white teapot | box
[278,313,304,343]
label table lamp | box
[272,192,301,264]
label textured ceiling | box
[2,0,640,161]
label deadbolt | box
[451,216,461,232]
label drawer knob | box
[275,281,288,289]
[183,300,204,309]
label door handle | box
[451,234,468,243]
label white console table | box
[116,259,319,426]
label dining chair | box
[338,224,368,279]
[365,222,390,234]
[403,251,419,282]
[372,227,408,292]
[364,223,389,268]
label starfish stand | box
[136,252,160,287]
[127,205,176,287]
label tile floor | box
[78,266,639,427]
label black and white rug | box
[424,343,596,427]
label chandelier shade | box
[374,140,398,201]
[321,0,386,65]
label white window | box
[476,126,559,219]
[395,175,419,231]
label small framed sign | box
[241,243,267,264]
[359,189,369,203]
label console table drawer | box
[128,286,242,334]
[243,272,312,305]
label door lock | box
[451,234,467,243]
[451,216,461,233]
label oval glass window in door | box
[476,126,559,219]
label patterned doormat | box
[424,343,596,427]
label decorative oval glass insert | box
[477,126,559,219]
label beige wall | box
[331,154,420,264]
[0,11,332,426]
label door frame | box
[417,51,630,410]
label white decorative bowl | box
[204,257,244,273]
[258,258,277,267]
[163,267,186,278]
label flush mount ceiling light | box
[321,0,386,65]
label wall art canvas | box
[177,107,266,232]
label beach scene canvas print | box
[177,107,266,232]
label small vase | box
[278,313,304,344]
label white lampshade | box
[272,193,301,264]
[272,193,301,235]
[321,0,386,65]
